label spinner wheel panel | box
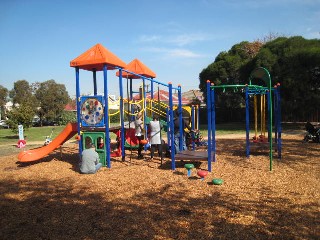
[80,97,104,127]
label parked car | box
[0,120,9,129]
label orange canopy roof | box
[116,58,156,79]
[70,43,126,71]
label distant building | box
[181,89,205,107]
[133,89,191,105]
[5,101,19,112]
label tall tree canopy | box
[35,80,70,123]
[199,36,320,121]
[0,85,8,120]
[199,41,261,110]
[9,80,37,106]
[7,80,37,129]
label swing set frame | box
[206,67,282,171]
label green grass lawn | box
[0,126,66,146]
[0,122,304,146]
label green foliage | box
[9,80,38,108]
[35,80,70,123]
[199,36,320,122]
[0,85,8,120]
[57,110,77,125]
[199,41,254,108]
[6,103,35,132]
[0,125,66,146]
[255,36,320,121]
[0,85,8,107]
[109,109,120,123]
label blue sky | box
[1,0,319,97]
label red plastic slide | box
[18,123,78,162]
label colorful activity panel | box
[80,96,104,127]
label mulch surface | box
[0,132,319,240]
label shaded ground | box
[0,131,319,240]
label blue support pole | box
[103,65,111,168]
[245,86,250,158]
[277,84,282,159]
[143,78,147,120]
[268,87,273,171]
[151,80,154,99]
[276,84,282,159]
[267,91,271,142]
[166,108,170,146]
[206,81,212,172]
[142,78,147,150]
[130,78,133,100]
[211,85,216,163]
[196,105,200,130]
[274,88,278,144]
[118,68,125,162]
[169,83,175,170]
[191,105,195,150]
[130,78,135,122]
[151,81,154,117]
[178,85,183,151]
[93,69,97,96]
[75,67,82,155]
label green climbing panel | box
[82,132,106,166]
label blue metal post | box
[130,78,133,100]
[274,88,278,144]
[143,78,147,124]
[169,83,175,170]
[211,85,216,163]
[93,69,97,95]
[151,81,154,117]
[245,86,250,158]
[142,78,148,151]
[118,68,125,162]
[75,67,82,155]
[191,105,195,150]
[130,78,135,122]
[178,85,183,151]
[277,84,282,159]
[166,108,170,146]
[206,81,212,172]
[267,91,271,142]
[103,65,111,168]
[196,105,200,130]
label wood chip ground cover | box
[0,132,319,239]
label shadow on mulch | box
[0,178,318,239]
[13,145,81,173]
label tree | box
[9,80,37,106]
[6,103,35,132]
[0,85,8,120]
[57,111,77,125]
[199,41,253,110]
[199,36,320,122]
[251,36,320,121]
[8,80,37,127]
[35,80,70,124]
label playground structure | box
[17,44,280,173]
[17,43,203,168]
[68,43,204,169]
[206,67,282,171]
